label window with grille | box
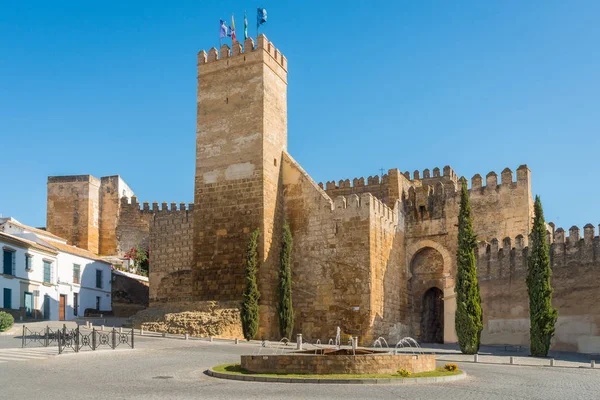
[95,269,103,289]
[43,260,52,283]
[73,264,81,284]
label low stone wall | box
[241,353,435,375]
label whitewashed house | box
[0,217,112,321]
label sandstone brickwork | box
[241,353,436,375]
[45,36,600,352]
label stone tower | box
[193,35,288,337]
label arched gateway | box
[420,287,444,343]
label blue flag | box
[257,8,267,26]
[219,19,228,39]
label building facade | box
[0,218,112,321]
[45,36,600,353]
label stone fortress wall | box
[45,35,600,352]
[476,224,600,353]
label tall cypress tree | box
[454,178,483,354]
[241,228,260,341]
[278,222,294,339]
[527,196,558,356]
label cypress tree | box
[526,196,558,356]
[454,178,483,354]
[241,228,260,341]
[278,221,294,339]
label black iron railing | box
[22,325,134,354]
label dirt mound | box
[131,301,243,339]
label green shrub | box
[241,228,260,341]
[526,196,558,357]
[454,178,483,354]
[397,368,411,377]
[444,363,459,372]
[0,311,14,332]
[278,221,294,339]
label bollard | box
[235,338,239,344]
[119,327,123,334]
[140,328,144,336]
[184,333,189,340]
[101,325,104,332]
[550,359,555,367]
[474,354,479,363]
[162,332,166,338]
[592,360,596,368]
[351,337,358,352]
[296,334,303,350]
[510,356,515,365]
[209,336,214,342]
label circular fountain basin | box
[241,349,436,375]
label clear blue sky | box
[1,1,599,232]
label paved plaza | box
[0,325,598,400]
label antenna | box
[378,168,385,177]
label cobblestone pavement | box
[0,335,598,400]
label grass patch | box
[212,364,461,379]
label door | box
[43,295,50,319]
[59,294,66,321]
[24,292,33,317]
[3,288,11,309]
[421,287,444,343]
[73,293,78,317]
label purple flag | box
[219,19,228,39]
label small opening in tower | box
[274,158,277,167]
[225,97,228,104]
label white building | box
[0,217,112,321]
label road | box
[0,334,598,399]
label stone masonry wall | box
[283,152,381,342]
[193,36,287,338]
[47,175,101,253]
[476,224,600,353]
[99,176,134,255]
[117,199,194,305]
[241,353,436,375]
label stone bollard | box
[296,334,303,350]
[119,327,123,334]
[474,354,479,363]
[351,337,358,352]
[101,325,104,332]
[235,338,239,344]
[592,360,596,368]
[140,328,144,336]
[209,336,214,343]
[550,359,555,367]
[184,334,189,340]
[510,356,515,365]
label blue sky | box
[1,1,599,231]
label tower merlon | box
[197,34,287,75]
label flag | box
[257,8,267,26]
[230,15,236,42]
[219,19,228,39]
[244,11,248,40]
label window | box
[73,293,79,316]
[95,270,103,289]
[3,249,15,276]
[96,296,101,311]
[43,260,52,283]
[73,264,81,284]
[3,288,11,309]
[25,255,33,271]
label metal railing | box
[21,325,134,354]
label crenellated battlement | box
[197,34,287,72]
[120,196,194,214]
[477,223,600,280]
[330,193,398,226]
[318,174,389,191]
[402,165,457,182]
[469,165,530,192]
